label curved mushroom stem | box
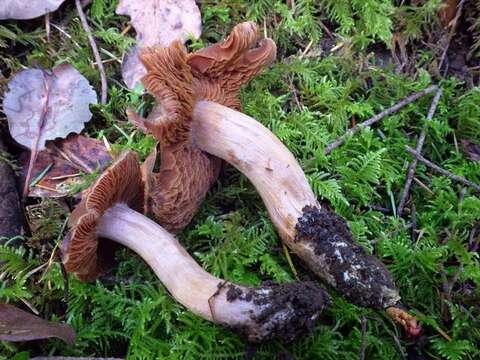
[192,100,421,334]
[97,202,329,343]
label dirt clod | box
[295,205,400,310]
[224,281,330,343]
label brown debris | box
[19,134,112,198]
[0,136,23,241]
[0,303,75,345]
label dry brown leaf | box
[20,134,112,198]
[117,0,202,89]
[0,0,66,20]
[439,0,458,27]
[0,303,75,345]
[3,64,97,196]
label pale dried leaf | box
[3,64,97,152]
[116,0,202,47]
[20,135,112,198]
[121,46,146,90]
[3,64,97,195]
[0,0,66,20]
[0,303,75,345]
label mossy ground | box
[1,1,480,359]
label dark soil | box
[0,131,23,241]
[295,205,399,310]
[223,281,330,343]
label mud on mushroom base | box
[211,281,330,343]
[295,205,400,310]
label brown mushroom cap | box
[187,21,277,110]
[61,151,144,281]
[128,22,276,233]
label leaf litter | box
[117,0,202,88]
[3,64,98,196]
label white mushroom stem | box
[192,101,322,274]
[97,203,249,321]
[96,202,326,342]
[191,101,421,335]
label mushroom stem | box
[97,202,329,342]
[193,100,314,243]
[192,101,419,335]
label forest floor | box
[1,1,480,359]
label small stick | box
[120,24,132,36]
[413,177,434,195]
[50,173,82,180]
[397,88,443,216]
[410,203,417,242]
[75,0,108,104]
[299,39,313,59]
[405,146,480,192]
[359,316,367,360]
[45,13,51,43]
[324,85,438,155]
[282,243,300,281]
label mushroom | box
[128,22,275,233]
[129,25,421,336]
[61,151,330,343]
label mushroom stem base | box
[97,203,329,342]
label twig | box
[439,0,467,75]
[75,0,107,104]
[391,333,407,360]
[359,316,367,360]
[282,243,300,281]
[405,146,480,192]
[410,203,417,242]
[397,88,443,216]
[413,177,434,195]
[324,85,438,155]
[299,39,313,59]
[45,13,51,43]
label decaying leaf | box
[0,0,66,20]
[3,64,97,196]
[460,139,480,162]
[116,0,201,47]
[20,134,112,198]
[117,0,202,88]
[438,0,458,27]
[0,303,75,345]
[0,134,24,241]
[121,46,147,90]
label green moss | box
[1,0,479,359]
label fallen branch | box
[404,146,480,192]
[324,85,438,155]
[75,0,107,104]
[397,88,443,216]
